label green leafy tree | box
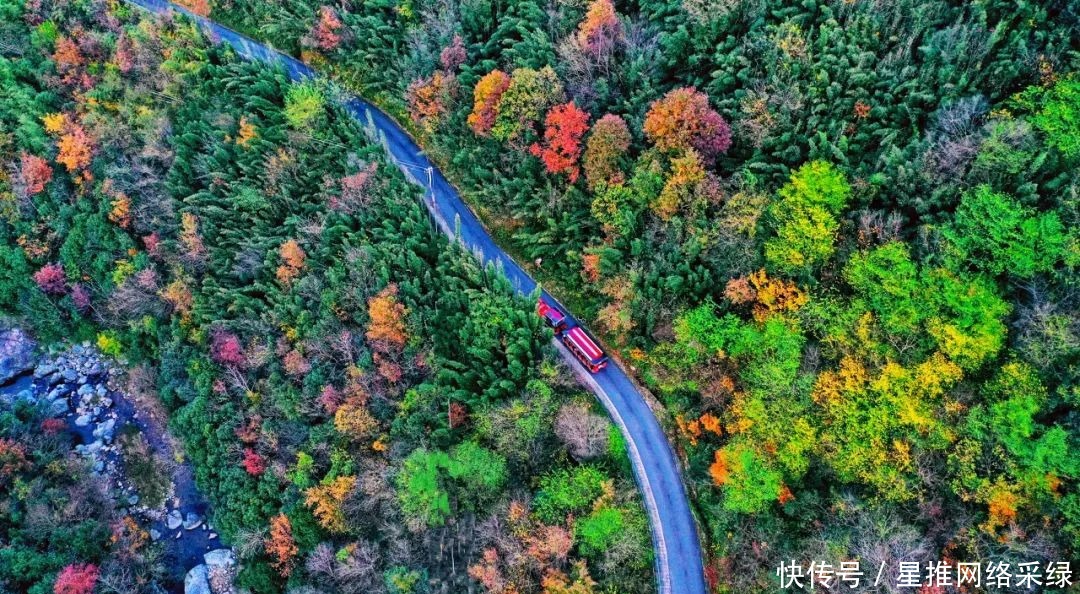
[396,449,452,528]
[284,82,327,128]
[1019,76,1080,160]
[943,185,1066,278]
[533,466,609,524]
[574,507,624,557]
[709,442,784,514]
[764,161,851,276]
[445,441,508,511]
[491,66,564,143]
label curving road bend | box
[122,2,708,591]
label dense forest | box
[0,1,654,592]
[201,0,1079,590]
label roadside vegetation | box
[0,1,652,592]
[205,0,1080,589]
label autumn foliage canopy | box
[577,0,622,57]
[467,70,511,136]
[266,514,298,576]
[643,87,732,159]
[583,114,631,189]
[366,284,407,351]
[53,564,99,594]
[18,153,53,196]
[530,101,591,183]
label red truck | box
[537,298,608,373]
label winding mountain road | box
[123,2,708,591]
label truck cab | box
[537,298,568,333]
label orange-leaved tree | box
[305,475,358,533]
[55,121,93,173]
[643,87,731,160]
[576,0,622,59]
[366,284,407,352]
[265,513,298,576]
[468,70,511,136]
[276,239,306,285]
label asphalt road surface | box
[122,2,708,590]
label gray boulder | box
[184,565,212,594]
[48,398,69,416]
[93,418,116,442]
[84,439,103,455]
[34,363,56,378]
[0,328,35,384]
[166,510,183,530]
[75,414,92,427]
[204,549,235,569]
[183,512,203,530]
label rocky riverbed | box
[0,327,237,594]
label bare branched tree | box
[554,402,609,460]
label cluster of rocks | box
[163,508,215,535]
[186,549,237,594]
[0,329,237,594]
[37,345,121,476]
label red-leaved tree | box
[41,418,67,435]
[529,101,590,183]
[643,87,731,160]
[210,329,245,367]
[331,162,377,213]
[18,153,53,196]
[318,384,343,415]
[33,263,67,295]
[440,34,467,71]
[449,401,469,429]
[0,439,30,481]
[70,283,92,312]
[53,564,99,594]
[306,6,343,51]
[242,448,266,476]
